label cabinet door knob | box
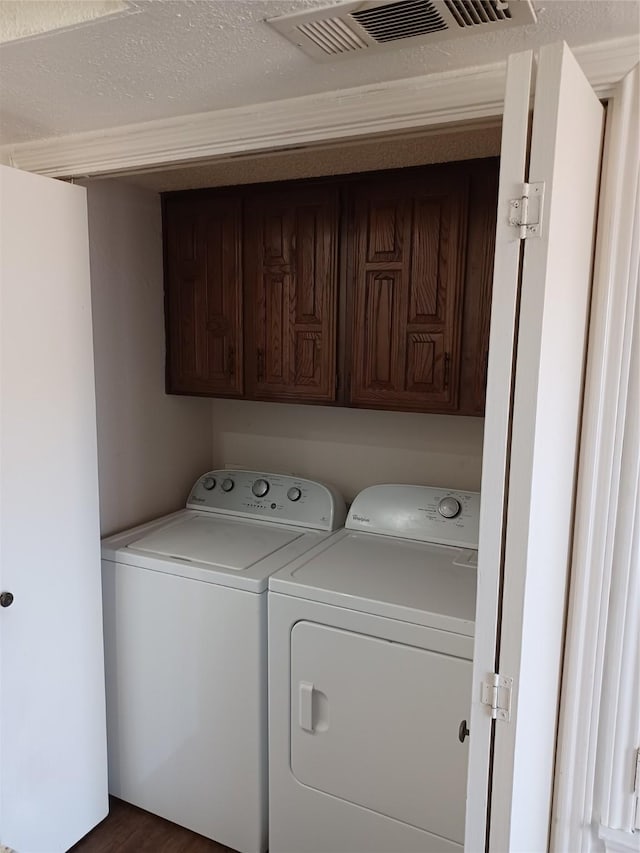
[257,348,265,382]
[0,591,14,608]
[458,719,470,743]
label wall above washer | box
[211,400,484,503]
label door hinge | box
[509,181,545,239]
[481,672,513,722]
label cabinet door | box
[348,169,469,412]
[458,161,499,416]
[244,186,339,402]
[164,196,242,396]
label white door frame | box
[552,63,640,853]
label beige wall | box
[211,400,484,503]
[128,123,501,192]
[86,180,212,536]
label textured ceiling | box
[0,0,638,146]
[0,1,129,44]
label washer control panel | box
[187,470,346,531]
[347,484,480,549]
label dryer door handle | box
[299,681,315,732]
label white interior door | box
[465,42,604,852]
[0,166,108,851]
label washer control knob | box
[287,487,302,502]
[202,477,216,491]
[252,478,270,498]
[438,496,461,519]
[221,478,234,492]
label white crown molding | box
[2,35,637,179]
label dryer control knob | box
[438,496,461,519]
[221,478,234,492]
[287,487,302,502]
[202,477,216,491]
[252,478,270,498]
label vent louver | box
[352,0,447,43]
[298,17,369,55]
[267,0,536,61]
[445,1,512,27]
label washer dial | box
[221,478,234,492]
[287,487,302,502]
[438,496,461,519]
[252,478,270,498]
[202,477,216,491]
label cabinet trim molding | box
[2,37,636,180]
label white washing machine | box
[268,484,480,853]
[101,469,345,853]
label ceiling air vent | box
[267,0,536,61]
[351,0,448,43]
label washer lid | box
[269,529,477,635]
[128,514,302,571]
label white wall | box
[86,180,212,536]
[211,400,484,503]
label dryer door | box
[290,621,472,845]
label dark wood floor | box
[70,797,238,853]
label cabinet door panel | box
[165,196,242,396]
[364,271,397,389]
[246,187,338,402]
[406,332,443,391]
[294,331,323,386]
[264,272,288,384]
[349,169,468,412]
[409,198,442,320]
[366,200,405,262]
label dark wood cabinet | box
[346,168,469,413]
[244,186,339,402]
[164,195,243,396]
[162,158,498,415]
[458,163,499,415]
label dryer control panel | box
[347,484,480,549]
[187,470,346,531]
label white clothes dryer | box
[101,470,345,853]
[268,484,480,853]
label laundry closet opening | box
[85,53,602,847]
[88,123,500,520]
